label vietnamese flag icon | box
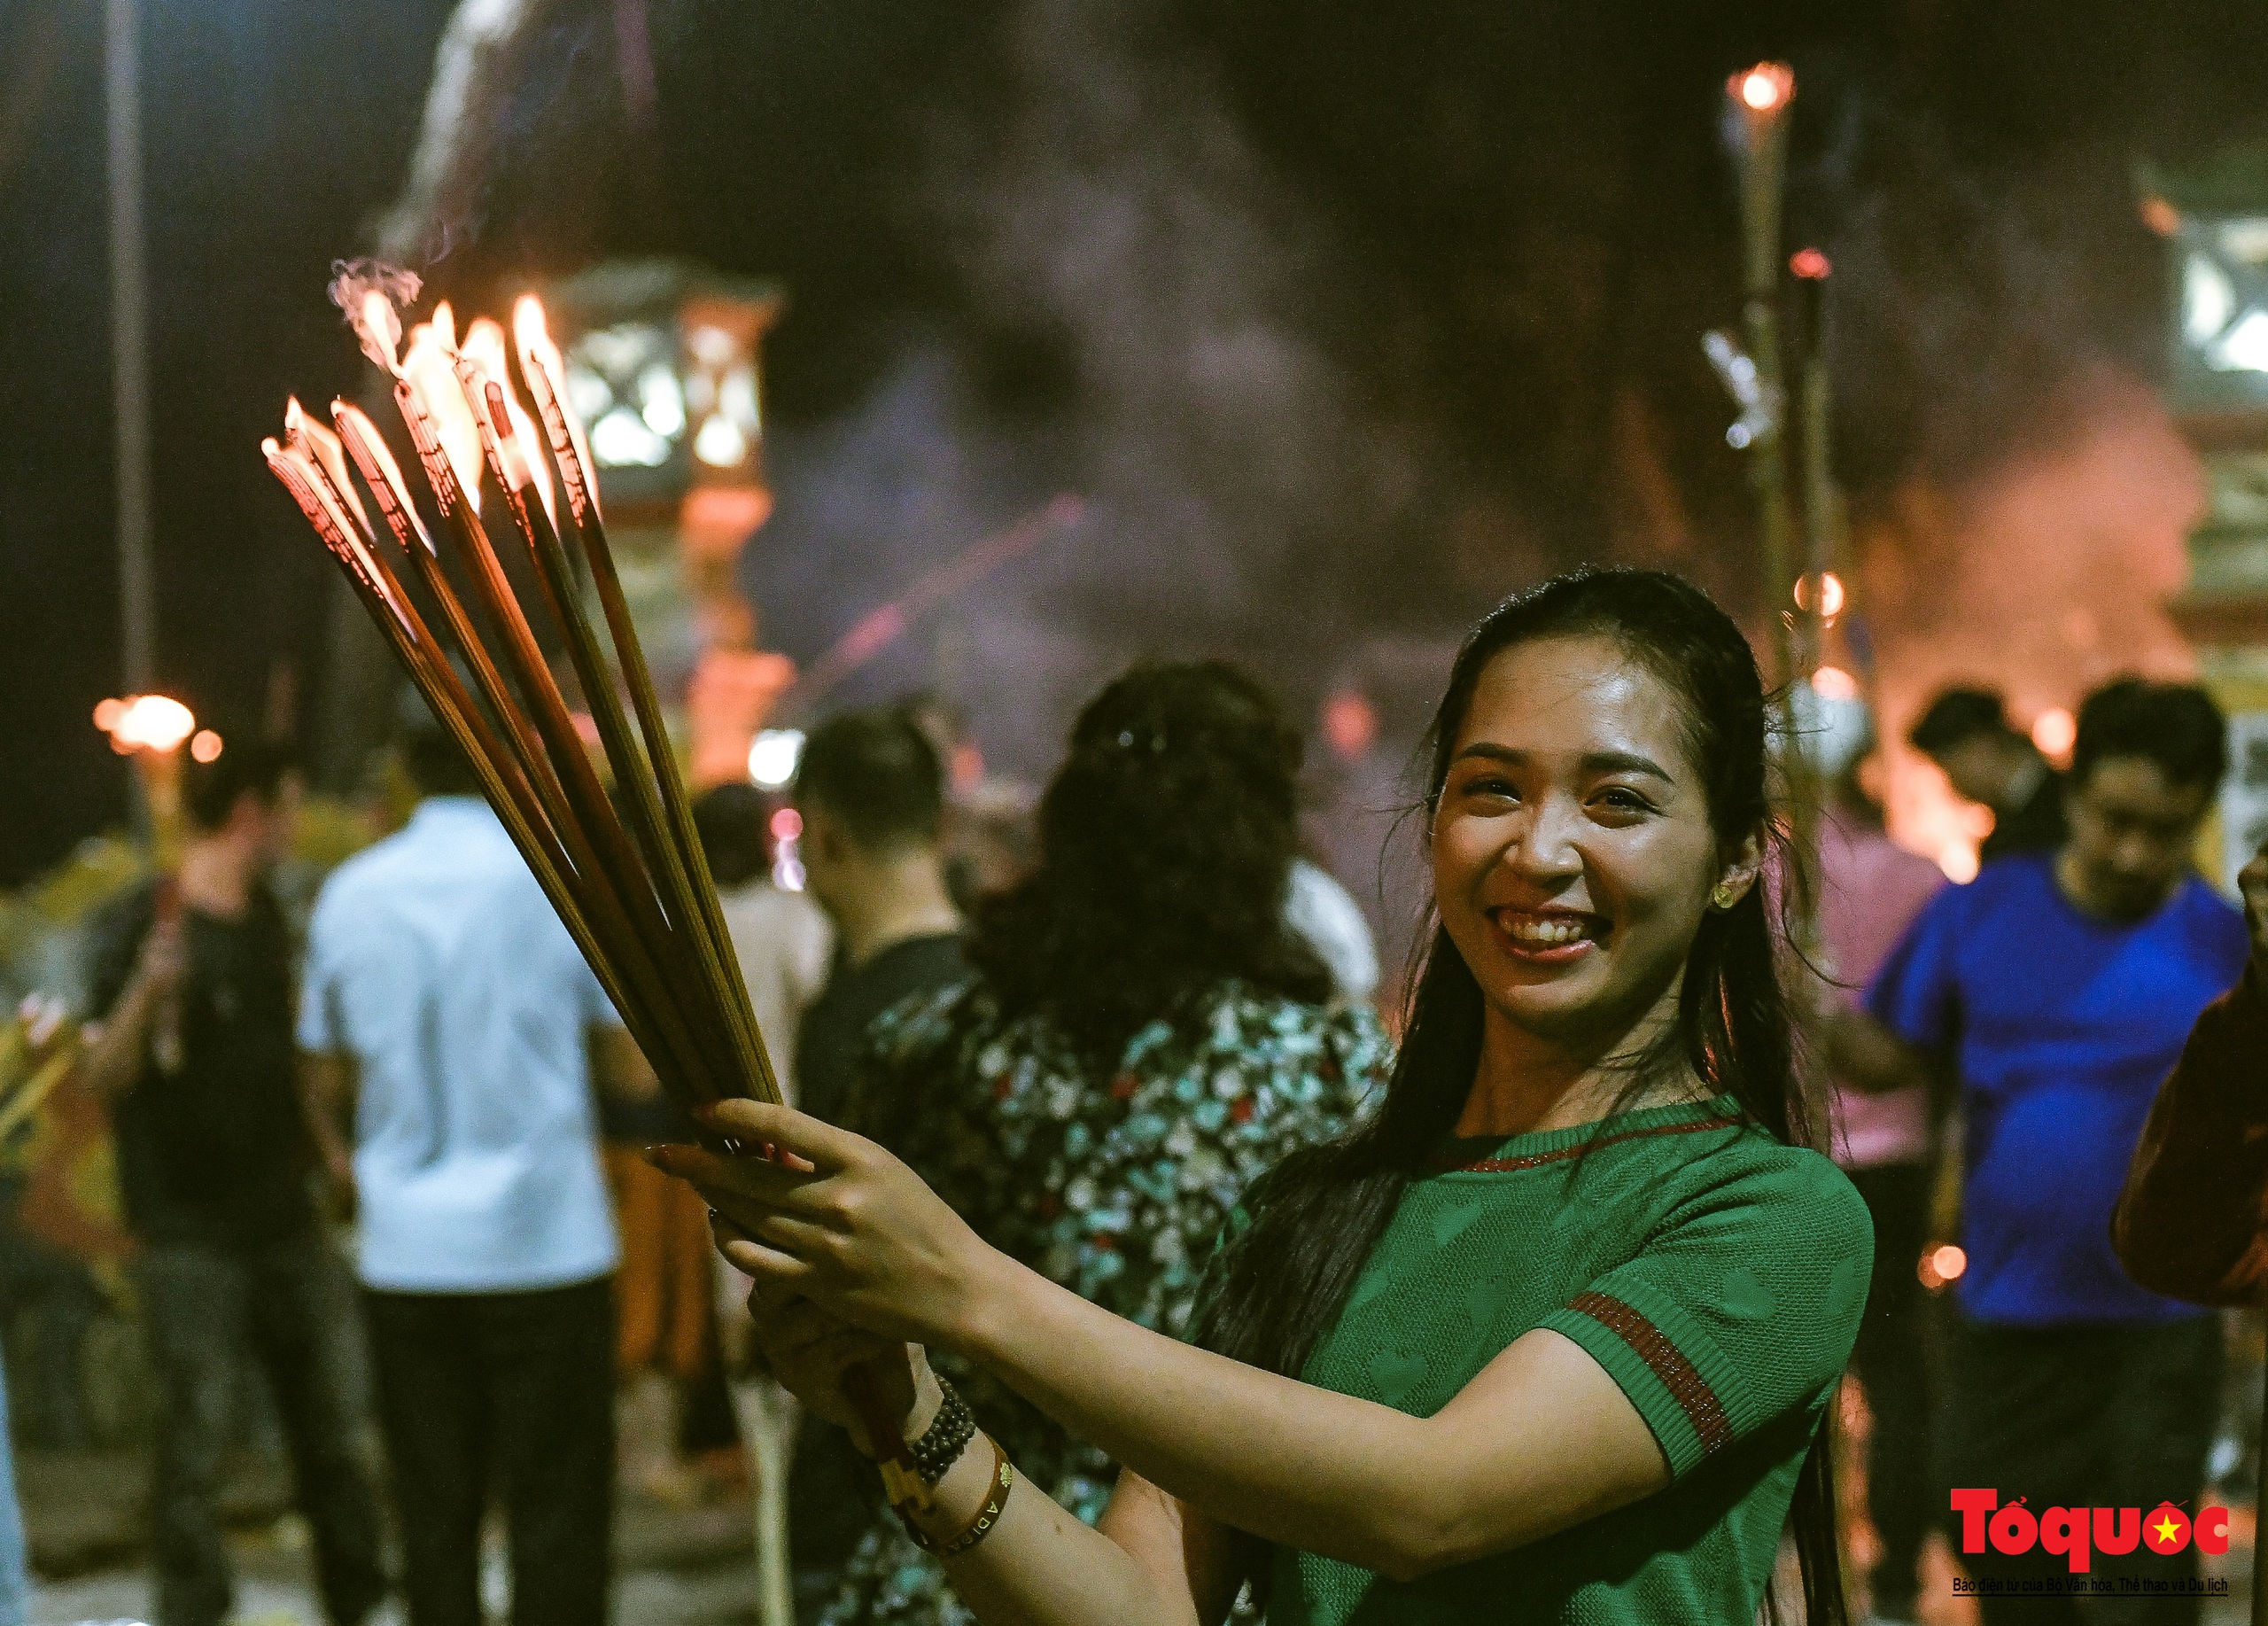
[2145,1505,2191,1554]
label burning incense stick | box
[274,268,911,1486]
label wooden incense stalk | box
[327,403,718,1098]
[510,305,912,1478]
[263,440,676,1084]
[275,286,903,1474]
[511,310,781,1106]
[390,373,740,1100]
[453,353,742,1090]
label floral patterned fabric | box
[816,977,1390,1626]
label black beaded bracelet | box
[905,1378,978,1489]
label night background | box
[7,0,2268,884]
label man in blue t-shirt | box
[1868,679,2248,1626]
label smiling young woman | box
[659,567,1874,1626]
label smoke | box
[1805,105,2210,872]
[748,0,1428,781]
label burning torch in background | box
[95,693,214,1074]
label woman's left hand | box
[650,1097,1004,1351]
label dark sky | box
[6,0,2268,883]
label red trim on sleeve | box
[1570,1288,1736,1456]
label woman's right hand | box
[719,1210,940,1452]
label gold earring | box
[1711,882,1741,911]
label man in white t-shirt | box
[299,714,656,1626]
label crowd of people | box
[4,563,2266,1626]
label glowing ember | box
[189,728,224,764]
[1733,62,1793,113]
[1789,246,1831,280]
[2030,706,2077,764]
[103,694,196,753]
[401,304,484,515]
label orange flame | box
[1731,62,1794,114]
[101,694,196,753]
[361,292,403,374]
[400,303,484,515]
[462,317,556,528]
[513,295,602,523]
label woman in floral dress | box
[815,662,1390,1626]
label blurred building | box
[2148,145,2268,886]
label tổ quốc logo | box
[1952,1490,2230,1575]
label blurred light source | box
[769,805,803,841]
[1736,64,1793,113]
[749,728,804,790]
[188,728,223,763]
[1793,570,1845,619]
[102,694,195,753]
[2030,706,2077,765]
[1810,665,1860,703]
[1321,690,1379,762]
[1918,1244,1968,1291]
[1789,246,1831,280]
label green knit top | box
[1266,1094,1872,1625]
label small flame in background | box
[96,695,196,753]
[1917,1244,1967,1292]
[1733,62,1794,114]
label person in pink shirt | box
[1812,735,1946,1626]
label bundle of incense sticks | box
[265,269,918,1493]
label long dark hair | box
[967,660,1333,1065]
[1193,568,1842,1623]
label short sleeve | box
[1865,883,1964,1054]
[1536,1151,1873,1481]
